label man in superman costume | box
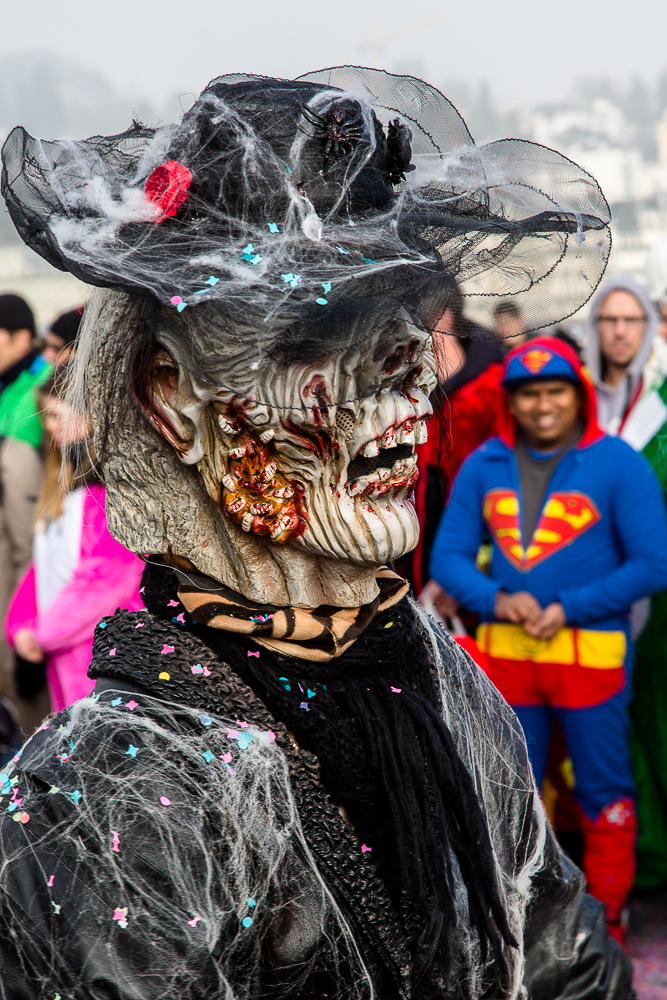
[430,335,667,943]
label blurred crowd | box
[0,293,144,767]
[2,273,667,949]
[413,274,667,947]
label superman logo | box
[483,488,601,571]
[520,349,553,374]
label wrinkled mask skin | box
[148,317,436,567]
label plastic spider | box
[297,100,367,174]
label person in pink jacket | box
[5,373,144,712]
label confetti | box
[242,916,253,928]
[109,648,117,656]
[126,700,139,711]
[48,785,59,795]
[202,666,211,676]
[361,844,372,853]
[111,831,121,852]
[170,295,183,305]
[336,246,349,254]
[236,720,249,728]
[247,650,260,658]
[280,272,301,287]
[300,702,310,711]
[174,613,186,624]
[135,623,144,629]
[111,698,123,707]
[191,664,203,674]
[384,622,394,628]
[113,907,128,928]
[199,715,212,727]
[160,796,171,806]
[220,752,233,763]
[246,898,256,907]
[168,599,179,607]
[125,745,139,758]
[47,875,55,887]
[391,687,402,694]
[205,275,219,285]
[139,586,145,594]
[188,915,201,926]
[321,281,332,293]
[161,645,174,655]
[70,790,82,804]
[202,749,215,763]
[361,257,376,263]
[159,672,171,680]
[52,902,61,914]
[268,222,279,233]
[316,297,328,305]
[98,622,107,629]
[307,689,316,698]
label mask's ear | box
[135,343,198,460]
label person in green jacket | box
[0,294,50,705]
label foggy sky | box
[2,0,666,108]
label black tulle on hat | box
[1,66,611,341]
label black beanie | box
[0,294,35,335]
[49,307,83,345]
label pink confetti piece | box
[35,722,50,734]
[247,650,259,657]
[390,687,402,693]
[139,586,145,594]
[236,720,249,728]
[220,752,233,763]
[47,875,55,887]
[266,730,276,742]
[19,813,30,824]
[202,665,211,676]
[125,700,139,711]
[161,645,174,655]
[109,648,117,656]
[187,915,201,927]
[175,612,186,623]
[135,623,144,629]
[111,831,121,853]
[160,796,171,806]
[168,599,179,607]
[227,729,240,740]
[361,844,372,853]
[112,907,128,927]
[169,296,183,306]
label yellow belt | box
[476,622,626,669]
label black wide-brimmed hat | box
[1,66,611,339]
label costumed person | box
[0,294,49,697]
[410,285,503,613]
[430,335,667,944]
[5,371,145,712]
[0,68,631,997]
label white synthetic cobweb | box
[0,612,547,999]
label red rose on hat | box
[144,160,192,223]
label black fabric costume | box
[0,564,633,999]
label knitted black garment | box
[141,560,516,980]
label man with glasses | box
[585,274,667,901]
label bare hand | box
[494,590,542,626]
[14,628,44,663]
[524,602,567,639]
[419,579,459,619]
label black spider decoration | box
[386,119,416,184]
[297,99,368,174]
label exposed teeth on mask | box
[262,462,277,483]
[218,415,237,435]
[377,467,391,482]
[222,474,237,492]
[381,426,397,449]
[414,418,428,444]
[274,485,294,499]
[241,512,253,532]
[270,516,294,540]
[229,446,247,459]
[250,502,272,516]
[362,439,380,458]
[227,496,246,513]
[348,477,369,497]
[259,428,275,443]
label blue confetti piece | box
[241,253,263,265]
[361,257,375,264]
[242,243,254,254]
[8,801,17,812]
[300,702,310,712]
[279,675,291,692]
[98,622,107,629]
[176,303,187,313]
[246,898,256,907]
[202,749,215,763]
[199,716,213,727]
[110,698,123,707]
[336,246,349,255]
[315,298,328,306]
[242,916,253,928]
[268,223,279,233]
[281,273,301,288]
[205,276,220,285]
[321,281,332,293]
[125,745,139,758]
[70,790,82,804]
[307,689,316,698]
[193,289,209,295]
[285,163,291,173]
[237,736,252,750]
[0,773,9,787]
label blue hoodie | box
[430,337,667,633]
